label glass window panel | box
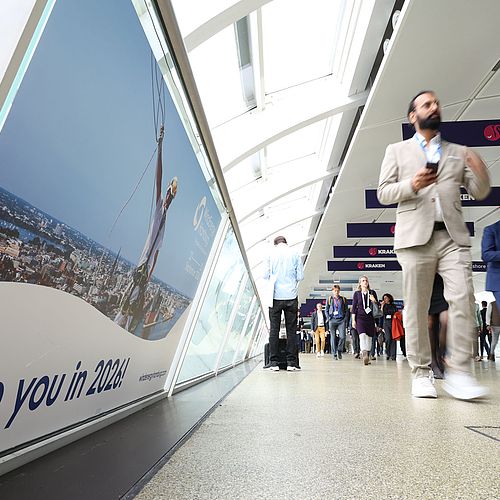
[189,25,250,127]
[262,0,342,94]
[219,276,255,368]
[234,297,259,363]
[177,227,246,384]
[250,318,267,357]
[171,0,239,38]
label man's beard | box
[418,114,441,131]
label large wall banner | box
[0,0,221,454]
[327,260,487,272]
[365,187,500,209]
[346,222,475,238]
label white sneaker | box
[316,352,321,357]
[412,376,437,398]
[269,365,279,372]
[287,365,300,371]
[443,371,489,400]
[320,351,325,357]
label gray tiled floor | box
[137,353,500,500]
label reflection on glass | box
[250,318,266,357]
[234,297,258,363]
[177,228,245,384]
[219,276,254,368]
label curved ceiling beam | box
[184,0,273,52]
[238,172,334,223]
[212,79,369,172]
[245,209,324,251]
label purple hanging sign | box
[327,260,486,272]
[402,120,500,146]
[346,222,474,238]
[365,188,500,209]
[328,260,402,271]
[333,245,396,258]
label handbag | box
[371,299,383,319]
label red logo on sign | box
[484,124,500,142]
[357,262,365,270]
[369,247,377,256]
[390,225,396,234]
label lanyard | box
[362,292,369,310]
[333,297,340,311]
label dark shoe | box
[338,352,342,359]
[431,366,444,380]
[391,357,396,361]
[370,355,376,361]
[354,353,360,359]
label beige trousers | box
[314,326,326,352]
[396,230,475,378]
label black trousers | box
[479,328,491,356]
[384,321,397,359]
[269,298,298,366]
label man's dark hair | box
[407,90,435,117]
[273,235,287,245]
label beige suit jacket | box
[377,138,490,251]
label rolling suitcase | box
[264,339,298,369]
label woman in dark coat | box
[352,275,378,365]
[428,274,448,378]
[382,293,398,360]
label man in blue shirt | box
[263,236,304,371]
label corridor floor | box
[137,353,500,500]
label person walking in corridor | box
[311,302,328,357]
[326,285,349,359]
[351,276,378,366]
[378,90,491,399]
[263,236,304,371]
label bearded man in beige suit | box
[378,90,491,400]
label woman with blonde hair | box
[351,276,379,365]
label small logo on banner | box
[369,247,377,256]
[357,262,365,270]
[390,225,396,234]
[484,124,500,142]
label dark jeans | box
[269,298,298,366]
[384,321,396,359]
[370,335,377,356]
[400,336,406,356]
[329,319,346,356]
[479,328,491,356]
[351,327,360,354]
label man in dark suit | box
[482,221,500,307]
[482,220,500,361]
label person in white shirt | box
[263,236,304,371]
[311,302,328,357]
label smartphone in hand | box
[426,161,439,173]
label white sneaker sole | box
[443,382,489,400]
